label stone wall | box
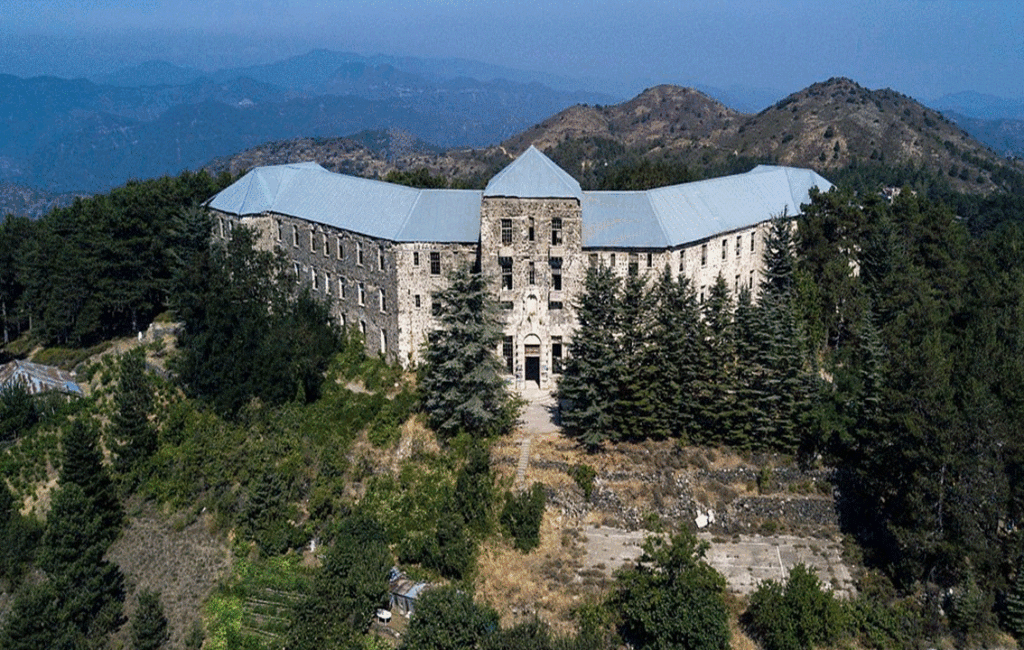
[213,210,405,363]
[393,241,479,366]
[480,197,583,389]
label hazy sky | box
[2,0,1021,102]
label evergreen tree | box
[58,419,123,546]
[111,348,156,486]
[559,265,624,448]
[173,226,341,417]
[695,275,740,445]
[131,590,169,650]
[420,264,517,438]
[1005,558,1024,640]
[646,268,705,440]
[614,272,656,440]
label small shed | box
[0,360,84,397]
[388,569,430,616]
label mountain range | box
[2,49,1023,218]
[205,78,1024,198]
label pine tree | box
[647,268,705,441]
[695,275,739,445]
[59,418,123,545]
[111,348,155,486]
[421,264,517,438]
[1005,557,1024,640]
[615,272,656,441]
[558,265,624,448]
[131,590,169,650]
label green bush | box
[500,483,546,552]
[569,463,596,500]
[745,564,848,650]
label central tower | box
[479,146,583,390]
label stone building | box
[207,146,831,391]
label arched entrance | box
[523,334,541,385]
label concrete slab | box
[578,525,855,597]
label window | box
[378,249,385,271]
[749,270,754,289]
[700,286,705,303]
[341,313,346,328]
[322,233,329,256]
[292,225,299,247]
[551,217,563,245]
[356,242,364,266]
[552,336,563,374]
[310,229,317,252]
[736,235,742,256]
[499,257,513,290]
[735,274,740,292]
[550,257,562,290]
[722,238,727,260]
[501,218,513,245]
[548,301,563,310]
[431,301,441,317]
[276,220,283,241]
[380,330,387,355]
[337,236,344,259]
[647,252,653,268]
[414,294,421,308]
[379,289,387,312]
[701,244,707,266]
[359,320,366,336]
[430,251,441,275]
[528,261,536,285]
[325,272,332,295]
[311,269,318,290]
[528,218,535,242]
[628,253,639,277]
[610,253,616,268]
[751,234,755,252]
[679,250,685,273]
[339,277,346,300]
[589,253,598,267]
[293,262,301,282]
[358,282,365,306]
[503,336,514,373]
[413,251,420,266]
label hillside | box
[204,78,1024,196]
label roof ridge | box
[645,190,673,248]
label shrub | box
[745,564,847,650]
[569,463,596,500]
[500,483,546,552]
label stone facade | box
[207,148,831,392]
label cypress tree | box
[131,590,169,650]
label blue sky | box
[2,0,1021,102]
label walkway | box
[514,383,560,489]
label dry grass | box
[475,509,588,636]
[107,503,232,650]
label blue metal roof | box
[483,145,583,200]
[581,165,832,247]
[209,162,481,243]
[0,361,83,397]
[208,153,831,248]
